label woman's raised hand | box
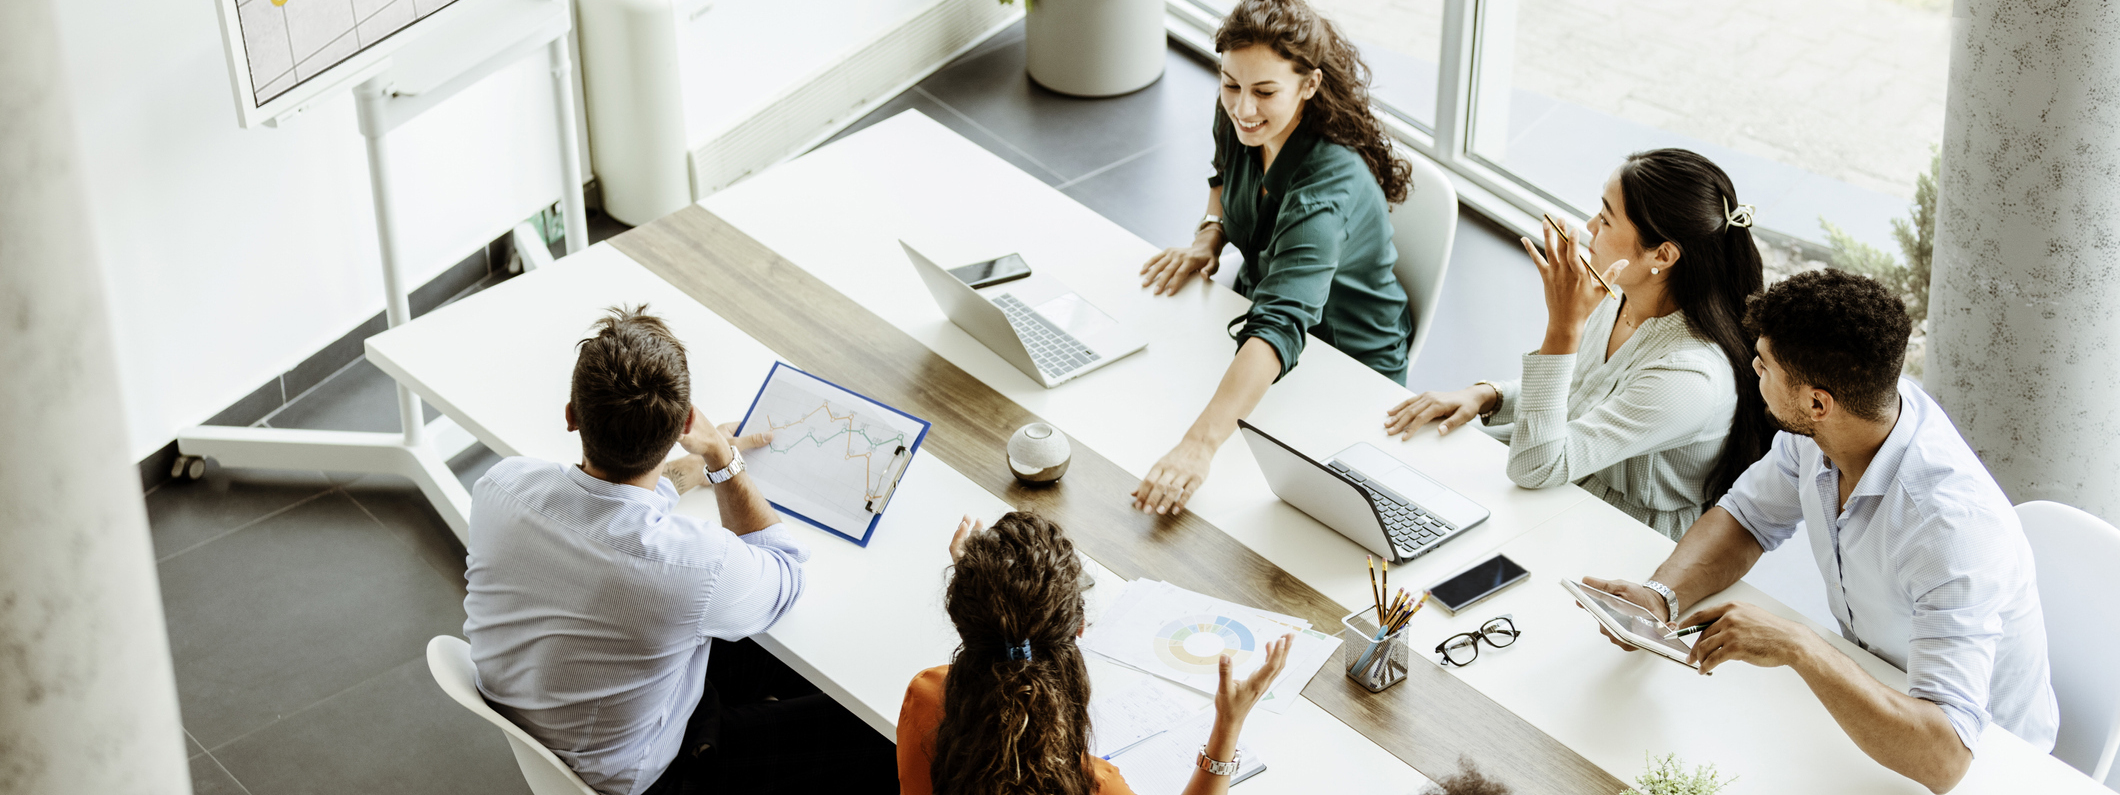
[947,515,986,561]
[1523,220,1624,354]
[1140,243,1220,296]
[1384,385,1495,439]
[1214,633,1292,724]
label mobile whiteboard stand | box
[180,0,588,544]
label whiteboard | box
[213,0,474,127]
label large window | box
[1176,0,1950,252]
[1189,0,1443,131]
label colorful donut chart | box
[1151,614,1257,675]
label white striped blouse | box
[1481,297,1737,539]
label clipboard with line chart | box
[733,362,930,546]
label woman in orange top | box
[897,512,1292,795]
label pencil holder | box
[1339,609,1410,693]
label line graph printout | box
[233,0,461,105]
[735,363,929,546]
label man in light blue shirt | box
[463,306,893,795]
[1583,271,2056,793]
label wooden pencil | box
[1543,213,1614,296]
[1368,556,1383,623]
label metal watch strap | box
[703,445,745,484]
[1473,380,1502,421]
[1196,213,1222,232]
[1196,747,1240,776]
[1642,579,1680,624]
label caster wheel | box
[172,454,207,481]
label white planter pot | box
[1023,0,1167,97]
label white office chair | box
[426,636,600,795]
[2015,501,2120,788]
[1386,146,1460,376]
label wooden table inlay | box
[612,205,1623,795]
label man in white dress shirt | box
[1583,270,2056,793]
[463,306,894,795]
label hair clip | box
[1723,197,1756,230]
[1007,640,1034,661]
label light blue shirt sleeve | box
[697,523,810,642]
[1900,504,2011,754]
[1716,430,1807,552]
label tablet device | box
[1558,579,1698,669]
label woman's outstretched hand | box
[1523,219,1624,355]
[947,515,986,561]
[1384,385,1497,439]
[1133,439,1214,515]
[1214,633,1293,725]
[1140,244,1220,296]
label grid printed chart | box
[233,0,460,104]
[735,363,928,545]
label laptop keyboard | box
[1327,460,1460,560]
[993,293,1101,379]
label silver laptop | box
[1238,419,1490,563]
[901,241,1147,388]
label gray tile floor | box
[158,24,1549,795]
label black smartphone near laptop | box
[948,253,1032,289]
[1429,554,1530,614]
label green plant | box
[1820,146,1939,326]
[1620,752,1735,795]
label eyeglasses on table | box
[1434,614,1519,667]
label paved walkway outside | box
[1313,0,1949,200]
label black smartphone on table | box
[948,254,1032,289]
[1429,554,1530,614]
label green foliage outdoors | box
[1620,752,1735,795]
[1821,147,1939,326]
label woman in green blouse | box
[1132,0,1412,515]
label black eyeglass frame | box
[1433,615,1521,667]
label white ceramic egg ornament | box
[1007,422,1072,483]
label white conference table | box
[367,245,1432,794]
[689,110,2104,794]
[366,108,2105,794]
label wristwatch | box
[703,444,746,485]
[1641,579,1680,624]
[1196,213,1222,233]
[1195,747,1241,776]
[1473,380,1503,421]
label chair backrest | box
[1386,146,1459,377]
[2015,501,2120,786]
[426,636,601,795]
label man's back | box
[464,457,808,795]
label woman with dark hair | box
[1133,0,1415,516]
[897,513,1292,795]
[1384,149,1773,539]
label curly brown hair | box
[930,512,1096,795]
[1744,268,1910,422]
[1214,0,1412,204]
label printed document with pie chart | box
[1082,580,1340,713]
[734,363,928,546]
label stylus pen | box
[1664,618,1718,639]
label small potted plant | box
[1002,0,1166,97]
[1623,753,1734,795]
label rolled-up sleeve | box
[1715,431,1806,551]
[1902,507,2010,754]
[697,523,810,641]
[1503,353,1724,490]
[1232,198,1343,381]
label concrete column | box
[0,0,192,792]
[1929,0,2120,521]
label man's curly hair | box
[1743,269,1910,422]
